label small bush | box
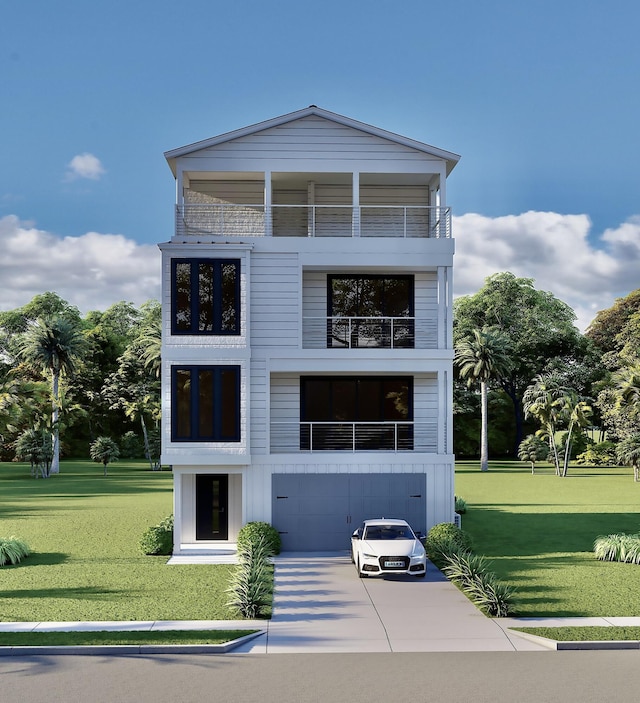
[227,534,273,619]
[119,431,143,459]
[424,522,473,567]
[140,515,174,556]
[237,521,281,556]
[594,533,640,564]
[0,537,31,566]
[454,496,467,514]
[576,441,617,466]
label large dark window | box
[172,259,240,335]
[300,376,413,450]
[172,366,240,442]
[328,275,414,348]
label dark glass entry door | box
[196,475,228,540]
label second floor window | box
[172,259,240,335]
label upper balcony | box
[173,172,451,240]
[175,203,451,239]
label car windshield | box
[364,525,413,540]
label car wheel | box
[350,547,355,564]
[415,570,426,578]
[357,559,367,578]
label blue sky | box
[2,0,639,328]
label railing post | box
[403,207,407,238]
[352,423,356,452]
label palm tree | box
[523,372,568,475]
[90,436,120,476]
[455,327,512,471]
[616,434,640,482]
[17,317,86,473]
[559,395,592,477]
[517,434,548,474]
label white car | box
[351,518,427,578]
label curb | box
[508,629,640,651]
[0,630,265,657]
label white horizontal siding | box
[360,185,429,206]
[186,180,264,204]
[415,272,438,348]
[183,116,444,169]
[250,252,299,348]
[250,358,267,455]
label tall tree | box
[454,272,584,453]
[455,327,512,471]
[17,317,86,473]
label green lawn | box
[455,460,640,617]
[515,627,640,642]
[0,630,257,646]
[0,460,240,622]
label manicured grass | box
[0,461,240,622]
[515,627,640,642]
[455,460,640,617]
[0,630,257,646]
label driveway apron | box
[236,554,544,653]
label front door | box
[195,474,228,540]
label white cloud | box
[0,211,638,330]
[65,153,106,181]
[0,215,160,314]
[453,211,640,331]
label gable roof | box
[164,106,461,175]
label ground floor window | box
[172,365,240,441]
[300,376,413,450]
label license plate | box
[384,560,404,568]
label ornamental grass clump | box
[442,550,516,617]
[594,533,640,564]
[227,534,273,619]
[0,537,31,566]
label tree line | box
[0,293,160,475]
[0,273,638,478]
[453,273,640,478]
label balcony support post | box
[264,171,272,237]
[352,172,360,237]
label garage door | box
[272,473,426,551]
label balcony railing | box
[175,204,451,239]
[302,316,439,349]
[270,421,438,453]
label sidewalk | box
[1,554,639,654]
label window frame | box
[171,258,241,336]
[327,274,415,318]
[171,365,241,442]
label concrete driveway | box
[235,553,546,653]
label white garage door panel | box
[272,473,426,551]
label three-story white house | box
[159,106,460,554]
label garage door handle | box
[276,496,288,499]
[410,495,422,498]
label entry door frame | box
[195,474,229,540]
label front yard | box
[455,460,640,617]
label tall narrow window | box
[172,259,240,335]
[171,365,240,442]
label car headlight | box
[411,545,425,558]
[363,552,377,559]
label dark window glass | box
[171,259,240,335]
[172,366,240,442]
[300,376,413,450]
[328,275,414,348]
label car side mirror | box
[352,529,361,539]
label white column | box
[352,171,360,237]
[264,171,272,236]
[173,471,182,554]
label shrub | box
[594,533,640,564]
[0,537,31,566]
[227,534,273,619]
[454,496,467,514]
[424,522,473,567]
[119,431,143,459]
[576,441,617,466]
[237,521,281,556]
[140,515,174,556]
[442,550,516,617]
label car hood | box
[361,540,423,557]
